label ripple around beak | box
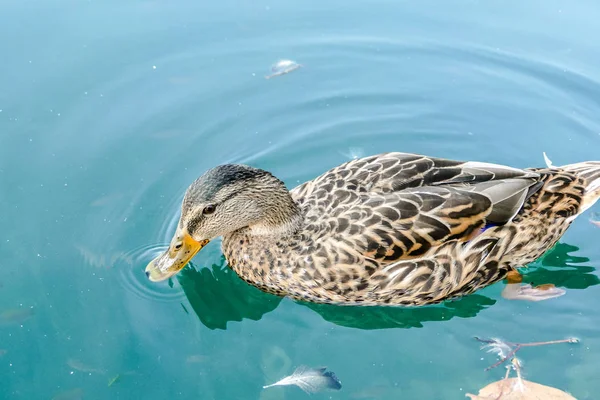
[145,254,179,282]
[144,238,209,282]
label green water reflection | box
[178,241,598,331]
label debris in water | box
[474,336,578,371]
[589,212,600,228]
[265,59,302,79]
[479,338,512,361]
[181,303,189,314]
[466,377,576,399]
[501,282,566,302]
[263,365,342,394]
[108,374,121,387]
[501,270,565,302]
[467,336,579,399]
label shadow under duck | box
[145,152,600,306]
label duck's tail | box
[544,152,600,215]
[560,161,600,214]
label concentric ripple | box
[116,243,187,303]
[113,190,191,303]
[73,32,600,310]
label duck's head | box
[145,164,300,282]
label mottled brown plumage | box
[146,152,600,306]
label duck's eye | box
[203,205,216,215]
[174,242,183,250]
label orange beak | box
[145,231,209,282]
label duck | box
[145,152,600,306]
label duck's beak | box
[145,231,209,282]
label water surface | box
[2,0,600,399]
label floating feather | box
[590,212,600,228]
[480,338,512,360]
[262,365,342,394]
[265,59,302,79]
[542,151,565,171]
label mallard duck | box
[145,152,600,306]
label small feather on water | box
[589,212,600,228]
[543,151,555,168]
[480,338,512,360]
[262,365,342,393]
[265,59,302,79]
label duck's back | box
[290,152,540,259]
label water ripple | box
[115,243,186,303]
[115,188,188,302]
[78,180,189,303]
[71,31,600,307]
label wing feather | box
[293,152,541,266]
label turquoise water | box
[2,0,600,398]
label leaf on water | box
[466,378,576,400]
[263,365,342,394]
[108,374,121,387]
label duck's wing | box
[296,153,541,264]
[332,181,538,263]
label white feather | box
[263,366,341,394]
[543,152,556,169]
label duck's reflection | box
[177,263,282,330]
[176,242,599,331]
[526,242,599,290]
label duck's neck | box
[248,193,303,237]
